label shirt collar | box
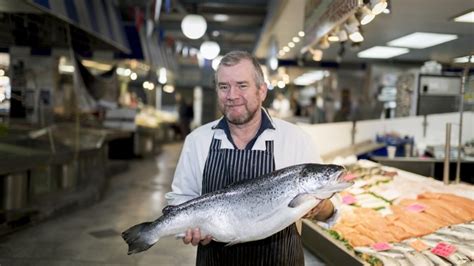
[212,108,275,150]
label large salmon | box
[122,163,351,254]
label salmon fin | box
[162,205,177,215]
[122,222,158,255]
[288,194,313,208]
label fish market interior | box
[0,0,473,265]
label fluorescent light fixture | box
[387,32,458,49]
[453,11,474,23]
[163,85,175,93]
[453,55,474,63]
[349,31,364,42]
[213,14,229,22]
[358,46,409,58]
[158,67,167,84]
[59,65,75,73]
[370,0,387,15]
[359,6,375,25]
[293,71,327,86]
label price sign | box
[342,195,357,205]
[371,242,391,251]
[343,173,357,181]
[431,242,456,257]
[406,203,426,213]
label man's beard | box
[221,104,258,125]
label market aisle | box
[0,142,325,266]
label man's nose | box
[226,86,240,99]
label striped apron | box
[196,137,304,266]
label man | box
[165,51,336,265]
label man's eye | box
[239,84,247,89]
[219,86,229,90]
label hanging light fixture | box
[319,36,330,49]
[359,6,375,25]
[327,27,340,42]
[344,15,364,43]
[349,31,364,43]
[338,29,348,42]
[370,0,388,15]
[181,14,207,39]
[200,41,220,60]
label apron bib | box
[197,137,304,266]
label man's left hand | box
[303,199,335,221]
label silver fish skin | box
[122,163,350,255]
[437,228,474,242]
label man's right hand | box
[183,228,212,246]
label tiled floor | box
[0,142,325,266]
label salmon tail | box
[122,222,159,255]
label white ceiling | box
[256,0,474,65]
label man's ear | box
[259,83,268,100]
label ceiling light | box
[158,67,167,84]
[212,30,220,37]
[288,42,295,48]
[292,37,300,43]
[357,46,409,58]
[328,30,340,42]
[349,31,364,42]
[130,72,137,80]
[283,46,290,52]
[181,14,207,39]
[163,84,175,93]
[269,57,278,71]
[453,11,474,23]
[298,31,305,37]
[387,32,458,49]
[344,15,360,37]
[213,14,229,22]
[200,41,220,60]
[319,36,330,49]
[312,53,323,62]
[293,71,326,86]
[370,0,387,15]
[359,6,375,25]
[278,50,285,57]
[453,55,474,63]
[277,80,285,89]
[328,35,339,42]
[338,29,348,42]
[212,56,223,70]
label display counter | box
[302,160,474,265]
[0,125,112,236]
[371,156,474,184]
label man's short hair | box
[215,51,265,88]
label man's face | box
[216,60,267,125]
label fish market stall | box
[0,124,114,236]
[302,160,474,265]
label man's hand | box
[183,228,212,246]
[303,199,335,221]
